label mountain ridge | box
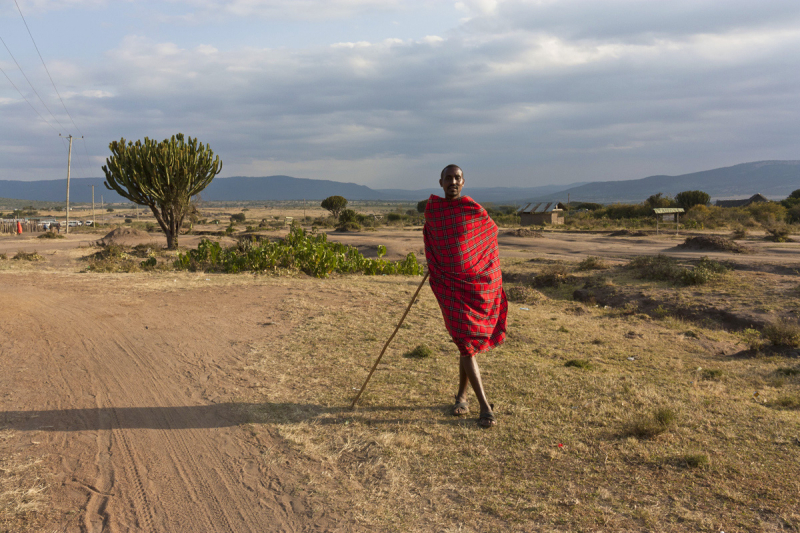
[0,160,797,205]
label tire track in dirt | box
[0,274,346,532]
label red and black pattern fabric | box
[424,195,507,357]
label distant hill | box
[0,175,586,204]
[524,161,800,204]
[1,161,797,205]
[0,178,127,205]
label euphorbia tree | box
[102,133,222,249]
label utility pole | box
[59,134,83,234]
[90,185,95,228]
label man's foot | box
[478,404,496,428]
[452,396,469,416]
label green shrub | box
[765,224,792,242]
[628,255,726,286]
[762,319,800,347]
[230,212,246,223]
[86,243,139,273]
[404,345,432,359]
[731,226,748,239]
[336,221,362,232]
[627,255,680,281]
[739,328,764,351]
[577,256,608,271]
[625,407,676,439]
[339,209,358,224]
[38,232,64,239]
[12,250,43,261]
[174,227,423,278]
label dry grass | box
[237,271,800,532]
[12,251,43,262]
[0,430,53,532]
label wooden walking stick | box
[350,270,430,408]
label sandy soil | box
[2,227,799,532]
[1,271,348,532]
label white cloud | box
[2,0,800,186]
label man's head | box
[439,164,464,200]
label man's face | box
[439,167,465,200]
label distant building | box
[715,193,770,208]
[517,202,566,226]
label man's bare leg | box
[456,357,495,425]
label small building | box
[715,193,769,208]
[517,202,566,226]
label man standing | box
[423,164,508,428]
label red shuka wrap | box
[424,195,508,357]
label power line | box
[0,62,62,136]
[0,34,67,132]
[13,0,84,138]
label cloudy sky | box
[1,0,799,189]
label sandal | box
[478,404,496,428]
[452,396,469,416]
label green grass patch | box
[564,359,592,370]
[403,345,432,359]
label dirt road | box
[0,272,345,532]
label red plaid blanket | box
[423,195,507,356]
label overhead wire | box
[13,0,84,137]
[12,0,96,176]
[0,62,61,136]
[0,34,67,132]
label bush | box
[577,256,608,271]
[533,264,572,287]
[86,243,139,273]
[417,199,428,213]
[174,227,424,278]
[625,407,676,439]
[764,224,791,242]
[675,190,710,209]
[762,319,800,348]
[748,202,786,225]
[13,250,43,261]
[600,203,652,220]
[339,209,358,224]
[230,213,246,223]
[731,226,748,239]
[38,232,64,239]
[335,221,362,232]
[627,255,725,286]
[505,285,547,304]
[627,255,680,281]
[321,195,348,219]
[387,213,404,222]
